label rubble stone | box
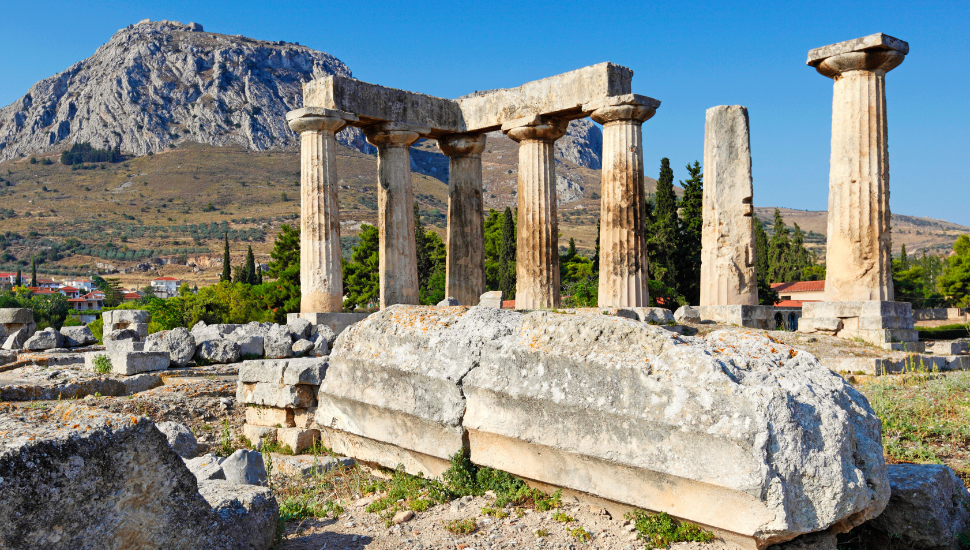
[23,328,64,351]
[156,421,199,459]
[59,326,97,348]
[144,327,197,367]
[184,453,225,481]
[2,328,30,351]
[291,338,314,356]
[222,449,268,486]
[674,305,700,323]
[196,339,241,364]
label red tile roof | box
[771,280,825,293]
[501,300,516,309]
[59,286,80,292]
[774,299,822,307]
[68,298,87,303]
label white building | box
[63,278,95,292]
[150,277,181,299]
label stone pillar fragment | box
[807,33,908,302]
[287,108,358,313]
[365,122,429,308]
[699,105,758,307]
[502,116,569,309]
[438,133,487,306]
[588,95,660,307]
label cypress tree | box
[414,202,432,289]
[900,243,909,270]
[499,206,516,298]
[221,233,231,283]
[30,258,37,287]
[767,209,791,282]
[753,217,776,305]
[676,161,703,305]
[256,264,263,285]
[244,246,256,285]
[14,268,21,287]
[592,219,601,274]
[565,237,577,260]
[648,158,679,289]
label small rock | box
[184,453,225,481]
[156,421,199,459]
[23,328,64,351]
[673,305,700,324]
[195,339,241,364]
[315,324,337,348]
[222,449,267,486]
[392,510,415,524]
[437,297,460,306]
[291,339,314,357]
[287,318,312,341]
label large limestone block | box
[144,327,197,366]
[237,382,315,409]
[196,339,241,364]
[2,328,30,351]
[23,328,64,350]
[0,404,277,549]
[315,305,520,466]
[460,312,889,546]
[59,326,98,348]
[0,308,33,325]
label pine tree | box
[414,202,432,289]
[648,158,679,289]
[499,207,516,298]
[30,258,37,287]
[221,233,231,283]
[262,224,301,321]
[244,246,256,285]
[565,238,577,260]
[14,268,21,287]
[343,224,381,309]
[676,161,703,305]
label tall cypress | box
[592,219,601,274]
[648,158,679,289]
[676,161,703,305]
[14,268,21,287]
[30,258,37,287]
[767,209,791,282]
[499,206,516,298]
[244,246,257,285]
[753,218,777,305]
[899,243,909,270]
[256,264,263,285]
[221,233,232,283]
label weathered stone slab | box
[196,339,241,364]
[315,305,520,465]
[2,329,30,351]
[478,291,503,309]
[230,335,264,357]
[0,308,33,325]
[239,360,287,384]
[277,428,320,454]
[246,406,295,428]
[458,312,889,545]
[807,33,909,66]
[0,349,16,366]
[105,339,145,352]
[800,301,917,345]
[698,304,777,329]
[23,328,64,351]
[0,404,277,549]
[282,358,327,385]
[243,424,277,445]
[84,350,169,375]
[102,309,150,326]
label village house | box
[771,280,826,307]
[150,277,181,299]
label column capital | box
[286,107,358,133]
[502,115,569,143]
[364,121,428,148]
[586,93,660,125]
[807,33,908,79]
[438,132,486,158]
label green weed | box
[624,509,715,549]
[552,511,575,523]
[444,518,477,534]
[92,354,111,374]
[570,526,592,543]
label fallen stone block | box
[85,350,170,375]
[2,328,30,351]
[59,326,97,348]
[156,421,199,459]
[0,404,277,549]
[0,349,16,366]
[478,290,503,308]
[277,427,320,454]
[122,373,164,394]
[23,328,64,351]
[222,449,267,486]
[238,382,315,408]
[264,325,293,359]
[103,328,139,343]
[105,339,145,352]
[437,297,461,306]
[102,309,150,326]
[245,406,295,428]
[287,317,312,341]
[314,324,337,348]
[239,359,287,384]
[311,332,329,357]
[144,327,197,366]
[291,338,314,356]
[674,305,700,323]
[0,308,34,325]
[196,339,241,364]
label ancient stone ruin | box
[287,62,660,314]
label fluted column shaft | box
[365,123,424,308]
[591,103,656,307]
[439,133,487,306]
[815,49,904,302]
[504,117,568,309]
[288,112,352,313]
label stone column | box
[588,95,659,307]
[699,105,759,306]
[502,116,569,309]
[365,122,429,308]
[807,33,908,302]
[286,108,358,313]
[438,133,487,306]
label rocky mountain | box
[0,19,602,169]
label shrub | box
[443,518,476,534]
[92,354,112,374]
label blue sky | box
[1,1,967,225]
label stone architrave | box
[807,33,908,301]
[287,108,358,313]
[587,94,660,307]
[365,122,429,308]
[502,115,569,309]
[700,105,759,306]
[438,133,487,307]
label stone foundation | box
[236,358,326,453]
[698,305,801,329]
[798,301,917,347]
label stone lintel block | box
[238,359,287,384]
[245,406,295,428]
[582,93,661,112]
[0,308,34,325]
[237,382,316,409]
[243,424,277,445]
[277,428,320,454]
[807,33,909,66]
[85,351,169,375]
[285,107,359,125]
[319,426,451,479]
[290,312,371,339]
[282,358,328,386]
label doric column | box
[588,94,659,307]
[700,105,759,306]
[365,122,429,308]
[438,133,487,306]
[286,108,358,313]
[807,33,908,301]
[502,115,569,309]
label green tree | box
[100,278,125,308]
[483,209,505,290]
[14,268,21,287]
[31,292,70,329]
[413,203,447,304]
[938,235,970,306]
[261,224,301,320]
[753,218,777,305]
[767,209,792,282]
[30,258,37,287]
[899,243,909,271]
[255,264,263,285]
[591,219,600,275]
[499,207,516,298]
[676,161,703,305]
[343,224,380,310]
[243,245,257,285]
[221,233,231,283]
[648,158,679,289]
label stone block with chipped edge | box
[237,382,315,409]
[243,424,277,444]
[277,428,320,454]
[102,309,150,326]
[245,406,295,428]
[807,33,909,66]
[238,359,287,384]
[282,358,327,386]
[478,291,503,308]
[106,340,146,352]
